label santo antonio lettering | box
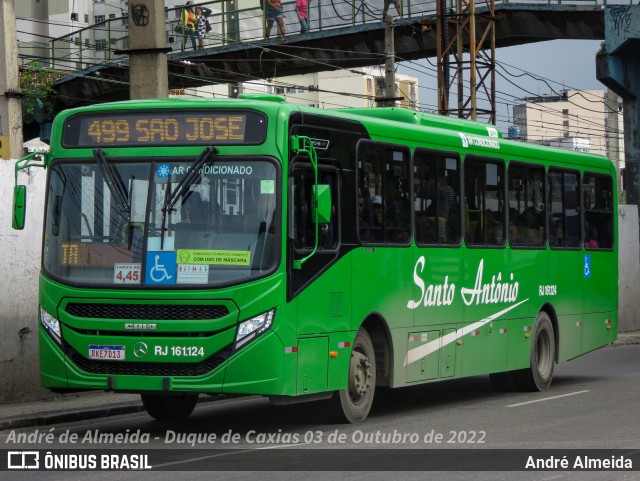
[407,257,519,309]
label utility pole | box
[376,16,402,107]
[0,0,23,159]
[117,0,169,99]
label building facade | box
[511,89,625,179]
[177,68,419,110]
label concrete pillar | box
[0,0,23,158]
[596,6,640,206]
[127,0,169,99]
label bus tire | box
[141,393,198,421]
[335,328,376,423]
[518,311,556,391]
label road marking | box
[506,390,590,408]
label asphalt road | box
[2,344,640,481]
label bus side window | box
[549,169,581,249]
[413,149,460,246]
[508,162,545,248]
[464,156,505,246]
[356,141,410,245]
[583,172,613,249]
[290,162,339,252]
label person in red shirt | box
[295,0,309,34]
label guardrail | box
[48,0,633,70]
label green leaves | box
[19,61,57,124]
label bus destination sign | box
[62,110,267,147]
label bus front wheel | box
[335,328,377,423]
[141,393,198,421]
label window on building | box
[563,120,569,127]
[464,157,505,246]
[95,39,108,51]
[84,14,89,23]
[562,109,569,115]
[109,13,116,20]
[507,163,545,248]
[94,15,106,24]
[286,87,297,94]
[275,87,284,95]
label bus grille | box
[65,303,229,320]
[70,348,231,377]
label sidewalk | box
[1,331,639,431]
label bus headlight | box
[40,307,62,345]
[234,309,275,350]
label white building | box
[511,89,625,173]
[16,1,132,70]
[178,68,420,110]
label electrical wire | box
[16,1,624,154]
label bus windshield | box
[43,158,279,287]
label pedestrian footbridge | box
[52,0,630,108]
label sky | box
[399,39,605,132]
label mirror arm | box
[14,151,46,185]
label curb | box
[0,394,248,431]
[0,401,145,431]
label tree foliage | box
[19,62,57,124]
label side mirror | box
[313,184,332,224]
[12,185,26,230]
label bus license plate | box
[88,345,125,361]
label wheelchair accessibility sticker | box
[145,251,176,285]
[584,254,591,279]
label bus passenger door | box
[461,157,509,376]
[409,151,463,382]
[581,173,616,352]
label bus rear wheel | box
[141,393,198,421]
[521,311,556,391]
[334,328,376,423]
[491,312,555,392]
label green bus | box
[13,95,617,422]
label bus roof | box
[52,96,614,174]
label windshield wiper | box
[159,146,218,249]
[93,149,130,216]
